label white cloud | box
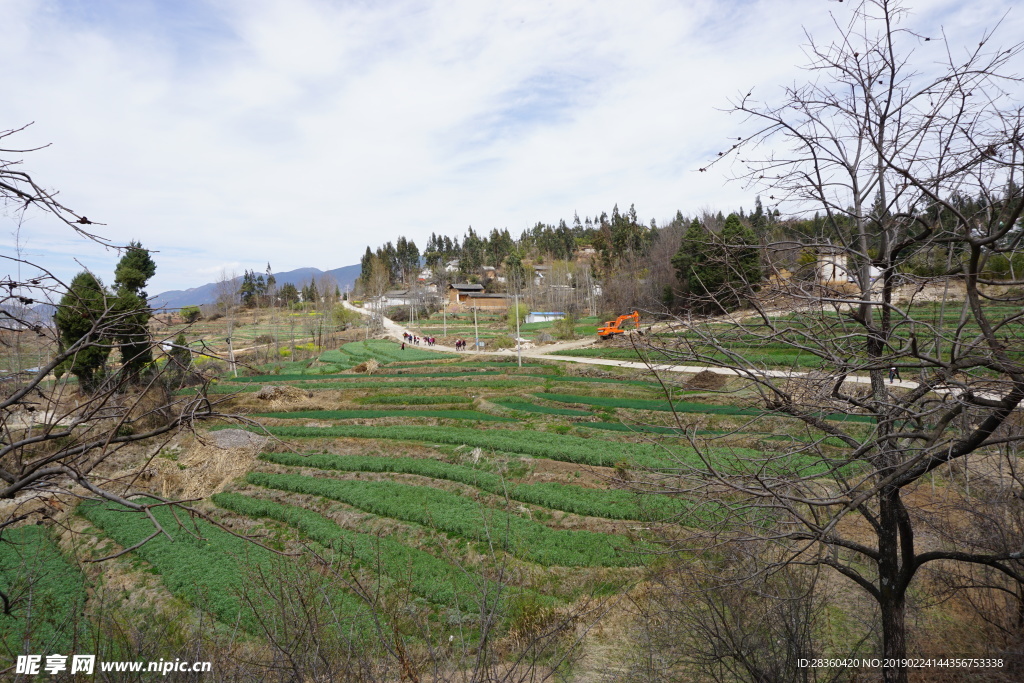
[1,0,1022,292]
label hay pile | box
[256,385,308,400]
[157,429,268,500]
[252,384,314,412]
[352,358,380,374]
[684,370,728,390]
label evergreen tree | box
[240,270,258,307]
[751,196,768,235]
[503,250,527,293]
[671,218,709,300]
[359,247,374,287]
[112,242,157,382]
[113,240,157,298]
[166,332,192,387]
[54,271,112,392]
[720,212,763,303]
[279,282,299,304]
[673,214,761,313]
[265,263,276,305]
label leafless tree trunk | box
[642,2,1024,681]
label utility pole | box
[514,294,522,368]
[442,298,447,338]
[473,305,479,352]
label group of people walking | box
[398,331,473,351]
[401,332,437,347]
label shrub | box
[552,314,578,340]
[180,305,201,323]
[489,334,516,350]
[385,306,410,322]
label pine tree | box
[672,218,710,302]
[720,212,762,295]
[54,271,113,392]
[673,214,761,313]
[113,240,157,298]
[112,242,157,382]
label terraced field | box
[558,303,1024,369]
[14,338,869,676]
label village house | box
[447,283,510,311]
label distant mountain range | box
[148,264,362,310]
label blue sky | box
[2,0,1022,294]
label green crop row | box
[253,409,516,422]
[374,370,505,378]
[229,370,505,383]
[78,499,370,635]
[224,369,660,391]
[229,372,355,383]
[539,393,875,423]
[247,473,651,567]
[234,424,689,469]
[184,378,546,395]
[414,361,549,368]
[582,422,686,435]
[356,395,475,405]
[491,400,594,417]
[211,492,532,610]
[260,452,688,521]
[341,340,454,363]
[522,374,661,388]
[538,393,725,413]
[228,423,836,477]
[0,526,86,654]
[318,349,357,366]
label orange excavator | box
[597,311,640,339]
